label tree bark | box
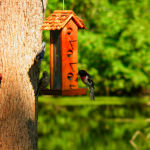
[0,0,47,149]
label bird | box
[36,71,49,95]
[78,70,95,100]
[35,41,46,62]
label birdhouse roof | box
[41,10,86,30]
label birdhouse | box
[41,10,87,96]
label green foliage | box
[38,97,150,150]
[41,0,150,95]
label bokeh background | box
[38,0,150,149]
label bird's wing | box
[87,77,94,88]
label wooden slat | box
[40,88,88,96]
[50,31,54,89]
[52,30,61,89]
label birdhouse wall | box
[61,19,78,90]
[50,30,61,90]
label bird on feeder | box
[36,71,49,95]
[78,70,95,100]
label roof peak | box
[53,10,75,13]
[41,10,86,30]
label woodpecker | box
[0,73,2,88]
[78,70,95,100]
[36,71,49,95]
[35,41,46,62]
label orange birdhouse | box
[41,10,87,96]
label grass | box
[38,95,150,106]
[38,96,150,150]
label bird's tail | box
[90,87,95,101]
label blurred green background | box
[38,96,150,150]
[38,0,150,149]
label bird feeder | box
[41,10,87,96]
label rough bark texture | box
[0,0,47,149]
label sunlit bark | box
[0,0,47,149]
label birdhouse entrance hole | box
[41,10,87,96]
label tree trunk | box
[0,0,47,149]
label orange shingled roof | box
[41,10,86,30]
